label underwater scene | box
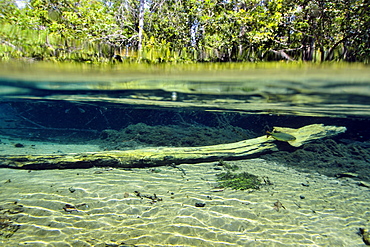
[0,62,370,246]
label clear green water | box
[0,62,370,246]
[1,62,369,118]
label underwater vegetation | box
[216,171,262,190]
[217,160,240,171]
[215,160,270,190]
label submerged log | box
[0,124,346,169]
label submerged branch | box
[0,124,346,169]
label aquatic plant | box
[216,171,262,190]
[217,160,240,171]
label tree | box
[278,0,369,61]
[0,0,368,62]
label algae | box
[216,171,262,190]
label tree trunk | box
[137,0,145,51]
[0,124,346,169]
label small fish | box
[267,130,296,142]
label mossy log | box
[0,124,346,169]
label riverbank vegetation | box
[0,0,368,63]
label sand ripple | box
[0,159,369,246]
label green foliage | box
[1,0,120,62]
[277,0,369,62]
[0,0,368,63]
[216,171,262,190]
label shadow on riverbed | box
[260,138,370,182]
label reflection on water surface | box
[0,62,369,117]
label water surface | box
[1,62,369,118]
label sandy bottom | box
[1,147,370,247]
[0,137,101,156]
